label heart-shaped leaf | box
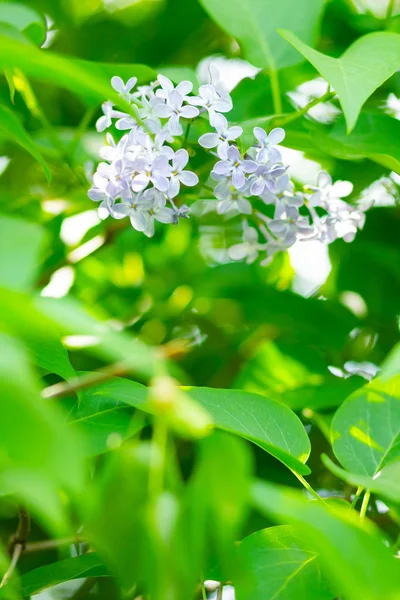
[279,30,400,131]
[332,375,400,476]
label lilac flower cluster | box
[89,70,371,262]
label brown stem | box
[0,507,30,588]
[41,361,130,400]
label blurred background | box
[0,3,400,593]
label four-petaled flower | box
[253,127,285,163]
[198,113,242,155]
[154,90,199,135]
[111,76,137,101]
[213,145,257,190]
[188,84,232,115]
[132,154,171,192]
[168,149,199,198]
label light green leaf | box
[0,288,160,381]
[0,104,50,180]
[332,375,400,476]
[0,30,155,109]
[322,454,400,504]
[0,215,46,291]
[0,553,110,598]
[237,525,334,600]
[78,378,311,473]
[0,1,46,45]
[0,333,84,533]
[251,479,400,600]
[279,30,400,132]
[199,0,325,71]
[25,335,76,380]
[61,378,147,455]
[234,340,363,411]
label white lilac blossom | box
[89,70,372,256]
[212,145,257,190]
[198,114,242,155]
[168,149,199,198]
[253,127,285,163]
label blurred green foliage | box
[0,1,400,599]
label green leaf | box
[0,553,110,598]
[0,30,155,109]
[79,378,311,473]
[322,454,400,504]
[190,432,253,580]
[0,1,46,45]
[0,215,46,291]
[251,479,400,600]
[199,0,325,71]
[314,114,400,174]
[0,104,50,180]
[332,375,400,476]
[0,288,160,381]
[279,30,400,132]
[0,333,84,533]
[237,525,335,600]
[25,335,76,380]
[234,340,363,411]
[61,378,147,455]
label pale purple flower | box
[156,74,193,102]
[228,227,265,263]
[112,190,154,234]
[154,90,199,135]
[253,127,285,163]
[188,84,232,115]
[132,154,171,192]
[269,206,314,246]
[212,145,257,190]
[198,113,242,155]
[250,164,287,197]
[309,171,353,208]
[168,149,199,198]
[111,76,137,101]
[96,101,125,132]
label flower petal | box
[179,170,198,187]
[173,148,189,171]
[268,127,285,144]
[198,132,219,149]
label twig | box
[275,90,336,127]
[0,507,30,588]
[351,485,364,509]
[360,490,371,518]
[70,578,97,600]
[24,536,84,553]
[216,583,224,600]
[41,361,130,400]
[183,119,194,148]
